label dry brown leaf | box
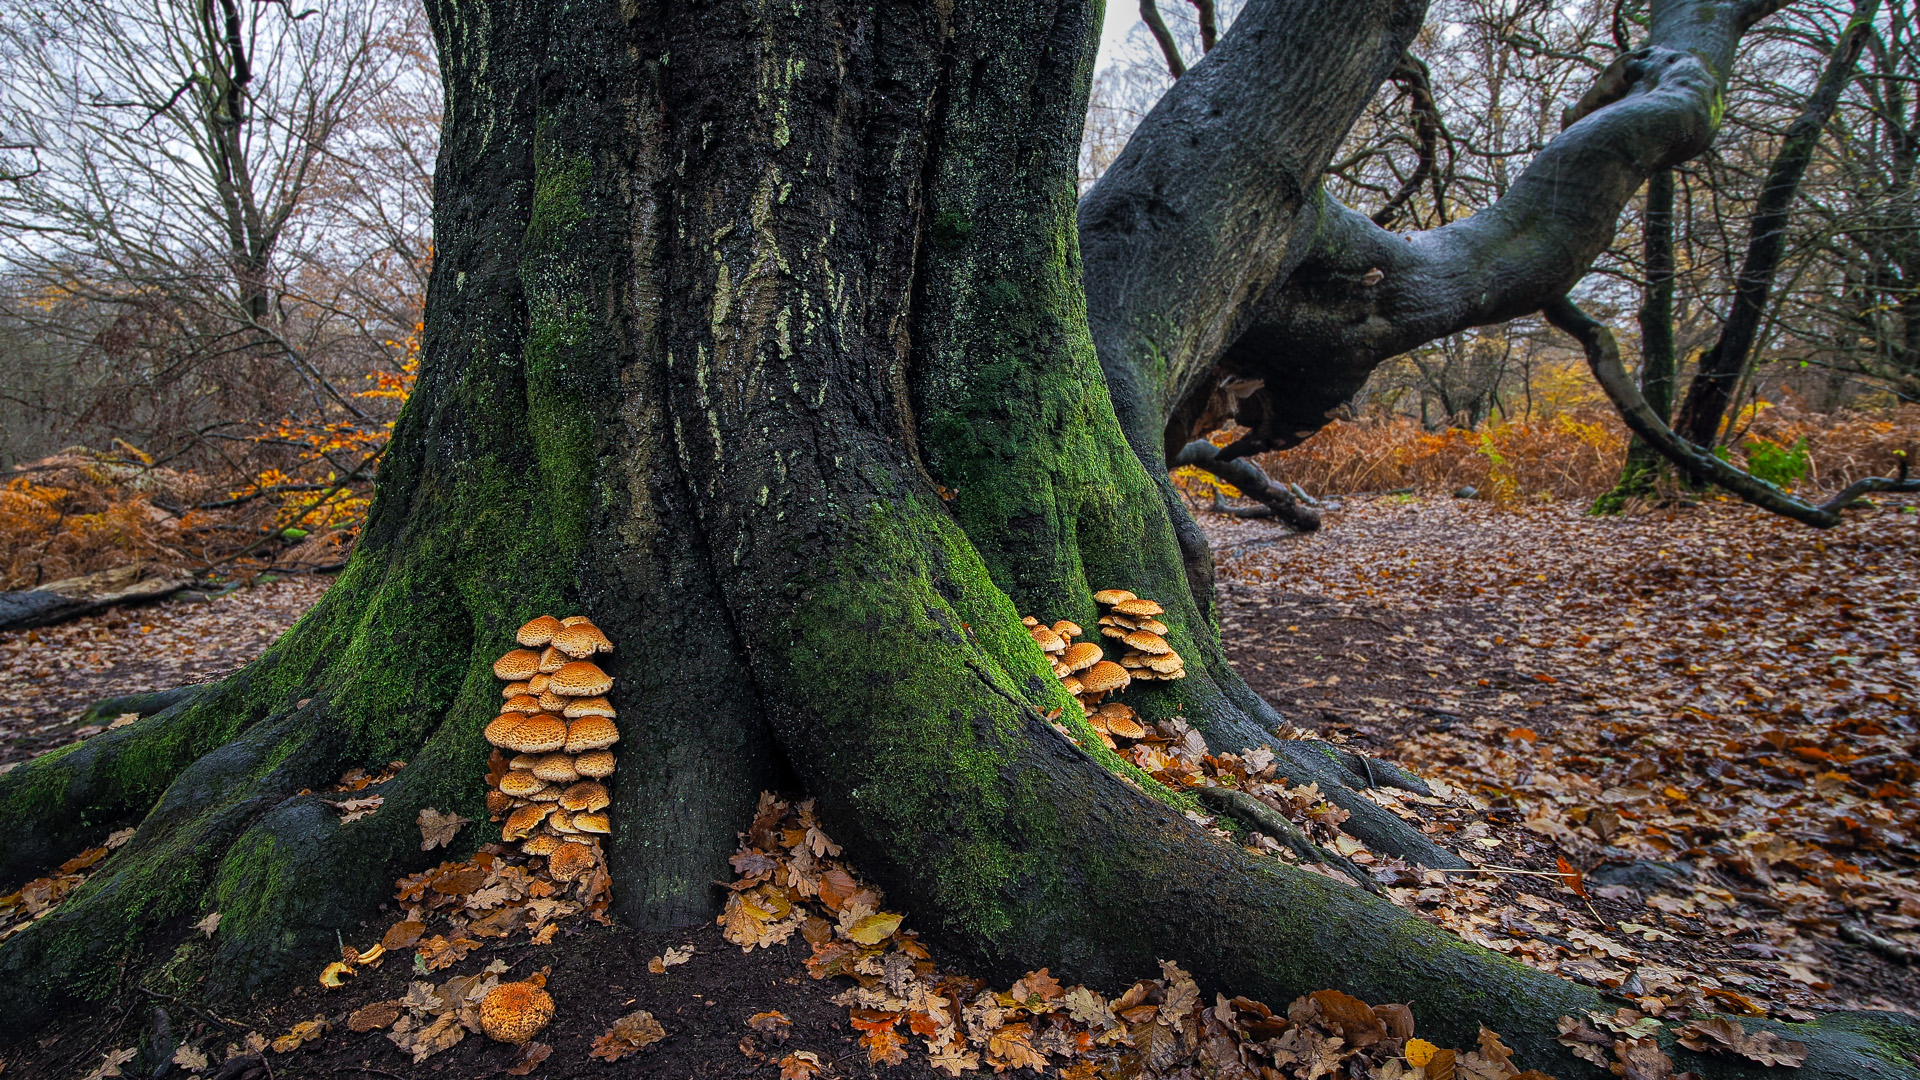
[505,1041,552,1075]
[418,808,470,851]
[589,1010,667,1061]
[81,1049,136,1080]
[1674,1016,1808,1068]
[779,1050,824,1080]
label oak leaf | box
[81,1049,137,1080]
[860,1026,908,1066]
[844,911,903,945]
[779,1051,824,1080]
[986,1023,1048,1073]
[589,1010,667,1061]
[418,808,469,851]
[170,1045,210,1072]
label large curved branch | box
[1544,295,1920,525]
[1193,0,1772,461]
[1080,0,1428,468]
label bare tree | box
[0,0,436,477]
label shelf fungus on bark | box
[486,616,617,888]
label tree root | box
[1193,785,1384,894]
[0,683,221,886]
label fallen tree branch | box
[1175,439,1322,531]
[1541,296,1920,528]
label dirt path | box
[0,575,332,769]
[1212,494,1920,1016]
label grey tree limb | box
[1543,295,1920,526]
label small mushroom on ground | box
[516,615,563,647]
[1051,619,1083,639]
[547,841,596,881]
[1020,615,1040,627]
[553,621,613,658]
[479,981,555,1045]
[574,748,616,778]
[549,661,613,697]
[493,649,542,681]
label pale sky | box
[1094,1,1143,74]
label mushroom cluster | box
[1021,613,1132,712]
[1020,590,1189,718]
[1093,589,1186,684]
[483,615,617,881]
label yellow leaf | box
[1405,1038,1439,1067]
[845,911,903,945]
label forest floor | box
[0,495,1916,1080]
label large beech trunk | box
[2,0,1917,1074]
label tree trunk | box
[1671,0,1879,446]
[1597,168,1677,511]
[2,0,1917,1075]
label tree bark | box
[1597,168,1677,510]
[2,1,1917,1075]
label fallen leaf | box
[270,1016,327,1053]
[649,943,695,973]
[418,808,470,851]
[590,1010,667,1061]
[194,912,221,938]
[779,1050,824,1080]
[81,1049,136,1080]
[170,1045,210,1072]
[319,961,354,988]
[844,911,903,945]
[505,1041,552,1075]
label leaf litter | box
[1211,494,1920,1019]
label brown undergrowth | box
[1217,402,1920,502]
